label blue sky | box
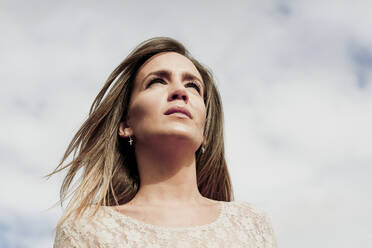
[1,0,371,247]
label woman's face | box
[121,52,206,149]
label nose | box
[168,84,189,103]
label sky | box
[1,0,371,247]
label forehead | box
[135,52,202,81]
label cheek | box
[196,106,206,142]
[195,102,207,130]
[128,97,156,129]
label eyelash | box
[147,78,201,94]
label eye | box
[146,78,165,88]
[185,81,201,94]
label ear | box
[118,121,133,138]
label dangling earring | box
[128,136,133,146]
[201,146,205,153]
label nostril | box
[169,89,188,102]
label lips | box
[164,106,192,119]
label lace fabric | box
[53,201,277,248]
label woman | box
[50,37,277,247]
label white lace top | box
[53,201,277,248]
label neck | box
[130,138,204,206]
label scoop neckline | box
[102,200,225,231]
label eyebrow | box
[142,69,204,88]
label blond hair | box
[46,37,233,227]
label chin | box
[163,130,195,141]
[154,129,201,144]
[141,125,202,146]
